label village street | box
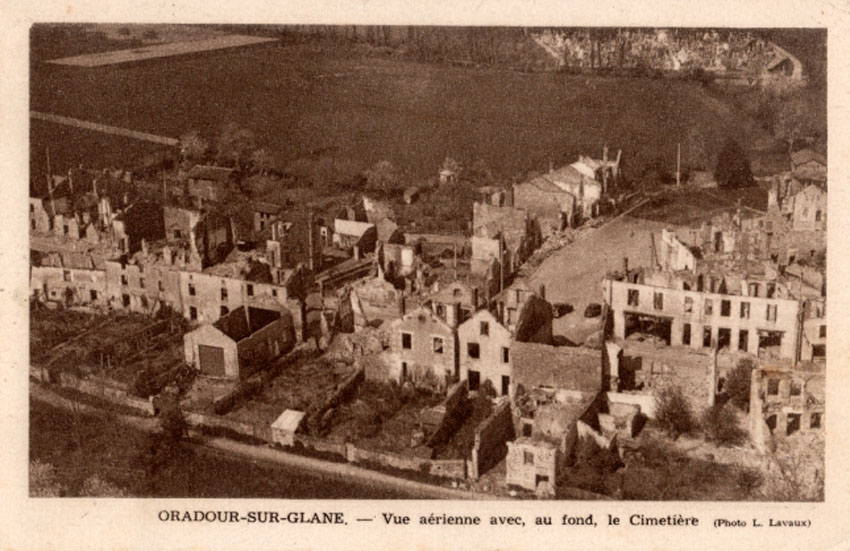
[530,214,670,345]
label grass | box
[31,40,774,189]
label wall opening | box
[624,312,672,345]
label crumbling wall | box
[469,398,515,480]
[423,379,469,447]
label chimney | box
[353,244,360,261]
[623,256,629,274]
[603,144,608,163]
[538,283,546,300]
[398,292,405,316]
[472,286,479,309]
[140,239,148,256]
[549,159,554,173]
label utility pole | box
[676,142,681,187]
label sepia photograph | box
[26,21,827,504]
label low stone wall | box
[346,444,466,479]
[31,366,156,416]
[293,433,348,458]
[469,398,515,480]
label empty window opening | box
[501,375,510,396]
[717,327,731,350]
[433,337,444,354]
[188,283,195,296]
[624,312,672,345]
[468,370,480,390]
[703,326,712,348]
[189,306,197,320]
[819,325,826,339]
[524,451,535,465]
[758,331,783,359]
[740,301,750,319]
[684,297,693,313]
[812,344,825,359]
[704,299,713,316]
[653,292,664,310]
[766,414,777,435]
[786,413,801,436]
[502,347,510,363]
[682,323,691,346]
[480,321,489,336]
[627,289,639,307]
[810,413,822,429]
[720,300,731,317]
[401,332,412,350]
[738,330,749,352]
[467,342,480,359]
[789,380,802,397]
[767,378,779,396]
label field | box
[31,40,773,187]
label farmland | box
[31,39,772,187]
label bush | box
[654,386,696,440]
[714,137,753,189]
[700,403,745,447]
[725,359,755,411]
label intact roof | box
[213,306,281,342]
[512,342,602,393]
[334,219,374,237]
[271,409,305,432]
[189,165,234,181]
[791,149,826,167]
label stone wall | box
[469,398,515,480]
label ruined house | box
[458,309,513,396]
[30,252,106,307]
[349,273,403,322]
[384,306,457,391]
[512,176,577,235]
[428,280,480,328]
[602,277,801,360]
[265,210,323,276]
[186,165,234,204]
[506,392,600,496]
[252,200,283,235]
[332,219,377,257]
[183,305,295,380]
[490,280,553,343]
[749,364,824,452]
[800,298,826,363]
[471,202,540,285]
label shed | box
[271,409,305,446]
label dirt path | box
[31,111,179,147]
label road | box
[30,384,482,499]
[31,111,180,147]
[530,213,669,344]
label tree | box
[251,148,275,176]
[179,131,209,164]
[714,138,753,189]
[30,460,65,497]
[654,386,696,440]
[774,92,824,156]
[80,475,128,497]
[364,160,401,194]
[725,358,755,411]
[700,403,746,446]
[215,123,256,169]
